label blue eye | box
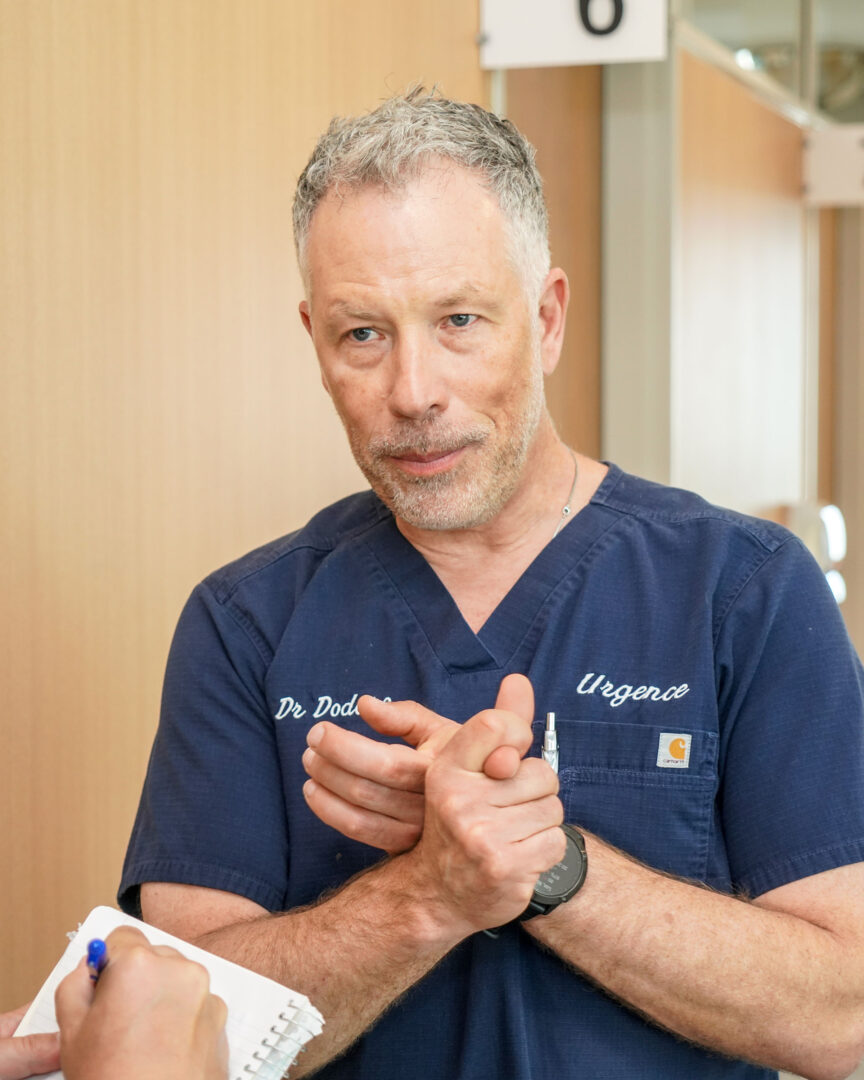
[448,314,475,328]
[350,327,376,342]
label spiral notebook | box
[15,905,324,1080]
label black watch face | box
[534,835,585,901]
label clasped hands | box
[302,674,565,935]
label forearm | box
[192,856,460,1076]
[526,834,864,1080]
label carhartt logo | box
[657,733,692,769]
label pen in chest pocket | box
[543,712,559,774]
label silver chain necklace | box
[552,449,579,539]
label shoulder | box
[591,465,817,633]
[592,463,801,571]
[203,489,389,603]
[181,490,390,661]
[594,465,789,551]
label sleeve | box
[118,582,289,915]
[716,536,864,898]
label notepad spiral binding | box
[239,1006,322,1080]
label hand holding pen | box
[55,925,229,1080]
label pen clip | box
[542,712,559,774]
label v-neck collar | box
[362,465,625,675]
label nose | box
[387,331,449,419]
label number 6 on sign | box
[480,0,666,69]
[579,0,624,36]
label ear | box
[299,299,313,337]
[299,300,333,397]
[537,268,569,377]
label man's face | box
[299,164,551,532]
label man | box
[0,927,227,1080]
[119,89,864,1079]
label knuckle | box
[377,752,403,787]
[368,817,393,849]
[459,820,497,864]
[124,943,156,971]
[436,788,467,824]
[355,775,383,808]
[474,709,505,739]
[182,958,211,992]
[481,847,509,886]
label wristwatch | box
[519,823,587,920]
[483,824,587,938]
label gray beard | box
[352,374,545,532]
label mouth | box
[389,446,466,477]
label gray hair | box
[292,87,550,301]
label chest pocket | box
[532,717,719,882]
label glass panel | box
[678,0,803,96]
[816,0,864,122]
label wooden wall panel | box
[0,0,485,1009]
[818,209,837,505]
[505,66,602,458]
[834,210,864,657]
[676,52,805,513]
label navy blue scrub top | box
[120,464,864,1080]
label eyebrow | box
[434,286,484,308]
[324,300,381,322]
[322,284,501,322]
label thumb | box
[494,673,534,723]
[0,1031,61,1079]
[54,958,95,1047]
[483,674,536,780]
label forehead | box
[303,165,515,303]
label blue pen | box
[87,938,108,982]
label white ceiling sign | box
[804,125,864,206]
[480,0,668,70]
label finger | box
[482,676,536,778]
[438,707,534,775]
[514,822,569,877]
[101,927,191,974]
[54,957,94,1045]
[207,993,228,1032]
[215,1026,230,1072]
[0,1031,61,1079]
[483,756,560,807]
[103,925,153,955]
[302,748,425,823]
[0,1004,30,1038]
[358,696,457,750]
[494,673,535,725]
[483,745,522,780]
[306,721,428,792]
[303,778,421,853]
[492,794,565,842]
